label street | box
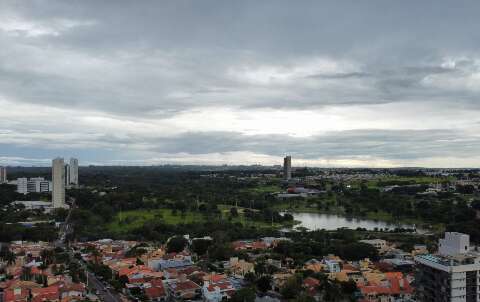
[86,270,123,302]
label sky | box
[1,0,480,167]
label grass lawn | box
[242,185,282,193]
[346,175,455,189]
[107,207,296,234]
[107,209,206,233]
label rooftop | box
[416,253,480,267]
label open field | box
[348,175,456,189]
[107,207,297,234]
[241,184,282,193]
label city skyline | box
[1,1,480,168]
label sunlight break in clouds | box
[1,0,480,167]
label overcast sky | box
[1,0,480,167]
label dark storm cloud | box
[97,129,480,162]
[1,0,480,114]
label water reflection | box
[286,212,422,232]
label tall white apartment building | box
[52,157,66,208]
[65,164,71,187]
[415,232,480,302]
[69,158,78,187]
[0,166,7,183]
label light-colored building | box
[415,232,480,302]
[24,177,51,193]
[65,164,71,187]
[324,259,341,273]
[360,239,388,252]
[16,177,51,194]
[11,200,54,213]
[439,232,470,256]
[283,155,292,180]
[17,177,28,194]
[69,158,79,187]
[0,166,7,183]
[52,157,66,208]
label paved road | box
[68,249,123,302]
[60,201,124,302]
[86,270,123,302]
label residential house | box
[202,280,236,302]
[167,280,201,300]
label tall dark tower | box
[283,155,292,180]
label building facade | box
[17,177,51,194]
[69,158,79,187]
[52,157,66,208]
[283,155,292,180]
[0,166,7,183]
[65,164,71,187]
[415,232,480,302]
[17,178,28,194]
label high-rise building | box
[52,157,66,208]
[415,232,480,302]
[283,155,292,180]
[0,166,7,183]
[69,158,79,187]
[65,164,71,187]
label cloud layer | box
[1,0,480,167]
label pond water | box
[286,212,423,233]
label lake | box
[285,212,423,233]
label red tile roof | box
[62,283,86,293]
[303,277,320,288]
[31,285,59,297]
[145,286,166,299]
[32,292,59,302]
[359,275,413,296]
[4,288,29,302]
[173,280,200,291]
[150,279,164,287]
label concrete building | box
[0,166,7,183]
[324,259,341,273]
[439,232,470,256]
[283,155,292,180]
[18,177,51,194]
[65,164,71,187]
[30,177,51,193]
[360,239,388,253]
[52,157,66,208]
[11,200,54,213]
[69,158,79,187]
[17,177,28,194]
[415,232,480,302]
